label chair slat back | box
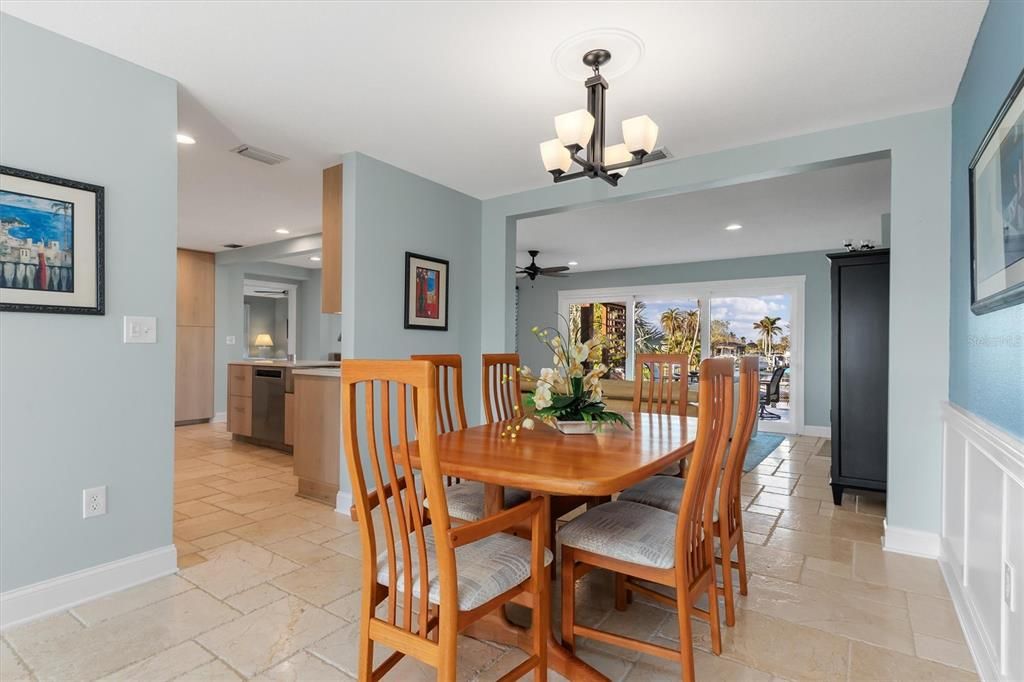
[633,353,690,417]
[342,360,456,641]
[675,357,734,586]
[482,353,522,423]
[410,354,468,434]
[720,356,759,535]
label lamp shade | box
[622,115,659,154]
[254,333,274,347]
[554,109,595,149]
[540,139,572,173]
[604,144,632,175]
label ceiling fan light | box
[554,109,595,149]
[540,139,572,173]
[622,115,658,154]
[604,143,632,175]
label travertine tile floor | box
[0,423,977,681]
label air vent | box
[222,243,244,249]
[229,144,288,165]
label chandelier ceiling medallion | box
[540,49,666,187]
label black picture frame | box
[969,67,1024,315]
[0,165,105,315]
[404,251,450,331]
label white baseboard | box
[212,412,227,424]
[882,520,940,559]
[801,425,832,438]
[0,545,178,630]
[939,556,998,681]
[335,491,352,519]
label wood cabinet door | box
[176,249,215,326]
[228,394,252,437]
[228,365,253,398]
[293,376,339,486]
[284,392,295,445]
[321,164,342,313]
[175,326,214,422]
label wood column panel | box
[175,326,214,422]
[176,249,215,326]
[321,164,342,314]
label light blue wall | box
[482,111,951,536]
[949,0,1024,439]
[517,250,834,427]
[214,258,339,413]
[0,17,178,591]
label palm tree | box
[659,307,685,338]
[753,316,783,356]
[682,308,701,370]
[633,301,664,353]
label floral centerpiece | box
[503,323,630,436]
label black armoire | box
[828,249,889,505]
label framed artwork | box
[0,166,104,314]
[970,67,1024,315]
[404,252,449,331]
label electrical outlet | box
[83,486,107,518]
[1006,562,1017,611]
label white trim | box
[212,411,227,424]
[557,275,806,435]
[882,519,940,558]
[243,278,298,358]
[801,425,832,438]
[940,557,999,682]
[0,545,177,630]
[335,491,353,519]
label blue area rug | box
[743,433,786,472]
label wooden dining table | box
[409,411,697,681]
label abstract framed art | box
[0,166,105,314]
[970,67,1024,315]
[404,251,449,331]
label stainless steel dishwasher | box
[252,367,285,443]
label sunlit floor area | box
[0,424,975,681]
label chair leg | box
[560,547,576,653]
[736,528,749,597]
[357,594,375,680]
[707,579,722,656]
[614,572,628,611]
[720,534,736,627]
[677,595,696,682]
[437,622,457,682]
[533,572,549,681]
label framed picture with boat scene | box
[970,67,1024,314]
[0,166,105,314]
[404,251,449,331]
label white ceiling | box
[2,2,984,251]
[516,158,891,272]
[269,251,322,270]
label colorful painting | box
[0,189,74,291]
[971,68,1024,314]
[405,252,448,331]
[0,166,104,315]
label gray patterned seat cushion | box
[618,477,720,521]
[423,481,531,521]
[376,531,553,611]
[557,501,678,569]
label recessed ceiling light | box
[725,223,743,231]
[568,261,579,266]
[309,256,321,262]
[274,228,290,235]
[176,133,196,145]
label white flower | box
[550,337,561,347]
[519,365,532,378]
[571,342,589,363]
[534,383,552,409]
[522,417,536,430]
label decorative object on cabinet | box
[0,166,104,314]
[404,251,449,330]
[829,249,889,505]
[970,67,1024,314]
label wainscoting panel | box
[940,402,1023,682]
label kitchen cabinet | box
[321,164,342,314]
[175,249,215,424]
[293,372,340,505]
[284,393,294,446]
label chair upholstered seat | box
[557,501,678,569]
[618,476,720,521]
[424,481,531,522]
[376,530,553,611]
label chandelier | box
[540,49,666,187]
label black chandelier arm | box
[603,149,668,173]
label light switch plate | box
[226,336,236,345]
[123,316,157,343]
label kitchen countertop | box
[292,368,341,378]
[228,360,341,368]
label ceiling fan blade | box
[542,272,570,278]
[539,266,570,274]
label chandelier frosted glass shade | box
[540,139,573,173]
[554,109,595,149]
[622,115,659,154]
[604,144,632,175]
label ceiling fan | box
[517,250,570,280]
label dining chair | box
[411,353,530,522]
[482,353,523,423]
[342,359,551,681]
[559,357,734,681]
[617,355,760,626]
[633,353,691,475]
